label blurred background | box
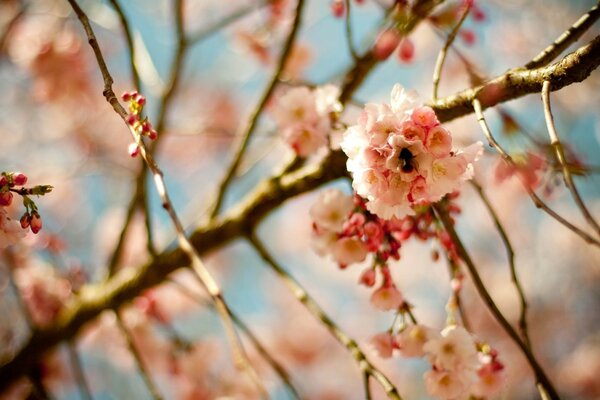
[0,0,599,398]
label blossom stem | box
[344,0,359,61]
[431,2,471,100]
[541,80,600,238]
[248,233,403,400]
[470,180,530,348]
[432,205,561,400]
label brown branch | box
[209,0,306,219]
[247,234,403,400]
[525,1,600,69]
[541,80,600,237]
[432,205,560,400]
[429,35,600,122]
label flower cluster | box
[341,84,482,220]
[122,91,158,157]
[310,189,461,311]
[272,85,342,157]
[371,324,504,399]
[0,172,52,247]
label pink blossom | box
[425,125,453,157]
[472,354,505,398]
[340,84,482,219]
[411,106,438,129]
[0,191,13,206]
[310,188,354,232]
[273,85,340,155]
[370,284,403,311]
[369,332,395,358]
[396,324,437,358]
[423,325,479,371]
[331,236,368,266]
[424,368,473,400]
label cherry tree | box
[1,0,599,399]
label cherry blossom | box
[272,85,341,156]
[340,84,482,219]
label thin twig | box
[432,205,560,400]
[115,312,164,400]
[187,0,270,44]
[526,2,600,69]
[470,180,530,348]
[363,371,373,400]
[472,98,600,247]
[247,233,403,400]
[432,2,471,100]
[66,1,267,396]
[67,341,93,400]
[107,0,140,90]
[209,0,306,219]
[344,0,359,61]
[170,279,302,400]
[541,80,600,238]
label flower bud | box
[121,91,131,101]
[398,38,415,63]
[30,212,42,234]
[0,191,13,206]
[0,175,7,187]
[359,268,376,287]
[128,142,140,157]
[12,172,27,186]
[148,129,158,140]
[20,212,31,229]
[373,29,401,60]
[331,0,345,18]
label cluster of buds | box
[310,189,462,311]
[0,172,52,235]
[122,91,158,157]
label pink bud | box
[148,130,158,140]
[141,121,151,133]
[472,5,485,21]
[20,213,31,229]
[331,0,345,18]
[12,172,27,186]
[128,142,140,157]
[373,29,401,60]
[460,29,476,45]
[359,268,376,287]
[30,212,42,234]
[126,114,138,125]
[121,91,131,101]
[0,176,7,187]
[0,191,13,206]
[135,94,146,106]
[398,38,414,63]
